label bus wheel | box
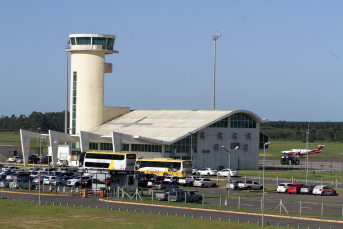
[163,173,168,176]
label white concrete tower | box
[67,34,129,135]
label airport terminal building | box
[20,34,268,170]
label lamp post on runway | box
[262,142,271,227]
[212,33,221,110]
[221,145,239,197]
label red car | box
[288,184,305,194]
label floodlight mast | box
[212,33,221,110]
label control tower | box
[67,34,129,135]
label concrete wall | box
[70,51,106,134]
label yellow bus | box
[134,158,192,177]
[83,151,136,170]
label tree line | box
[0,111,67,133]
[1,113,342,142]
[261,121,343,142]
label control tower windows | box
[107,38,114,47]
[70,38,76,45]
[92,38,106,45]
[76,37,91,45]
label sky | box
[1,1,342,122]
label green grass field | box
[0,199,293,229]
[260,140,343,157]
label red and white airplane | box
[281,145,324,157]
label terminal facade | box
[20,33,268,170]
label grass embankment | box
[261,141,343,158]
[0,199,291,229]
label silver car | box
[9,178,36,189]
[0,179,13,188]
[300,185,316,194]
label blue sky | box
[1,1,342,121]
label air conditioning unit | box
[233,133,238,139]
[201,132,206,139]
[206,150,210,153]
[244,144,249,151]
[172,149,177,155]
[218,132,223,139]
[247,133,252,139]
[202,150,206,153]
[214,144,219,151]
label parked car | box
[39,156,52,164]
[156,188,182,201]
[91,178,107,191]
[194,178,217,188]
[29,167,40,173]
[218,169,239,177]
[9,178,36,190]
[50,159,68,167]
[43,175,58,185]
[138,179,149,188]
[313,185,337,196]
[169,190,203,203]
[7,156,22,163]
[288,184,305,194]
[28,155,40,163]
[164,176,179,183]
[32,176,47,185]
[192,167,199,175]
[67,176,92,187]
[138,173,155,180]
[6,172,34,181]
[300,185,316,195]
[178,176,198,187]
[196,168,218,176]
[226,180,244,190]
[155,181,179,190]
[277,183,293,193]
[50,177,72,186]
[238,181,263,190]
[0,179,13,188]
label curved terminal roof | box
[87,110,267,145]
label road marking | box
[241,204,254,206]
[0,190,74,197]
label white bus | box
[83,151,136,170]
[135,158,192,177]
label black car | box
[138,179,149,188]
[81,178,92,188]
[28,155,40,163]
[139,173,155,180]
[58,172,74,177]
[39,156,52,164]
[151,176,166,182]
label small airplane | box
[281,145,324,157]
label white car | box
[217,169,239,177]
[43,175,58,185]
[192,167,198,175]
[7,156,22,163]
[197,168,217,176]
[194,178,217,188]
[312,185,337,196]
[277,183,292,193]
[226,180,243,190]
[50,159,68,167]
[164,176,178,183]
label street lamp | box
[39,136,47,205]
[212,33,221,110]
[262,142,271,227]
[306,124,309,185]
[221,145,239,197]
[37,127,41,147]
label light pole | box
[262,142,271,227]
[306,124,309,185]
[189,132,195,166]
[212,33,221,110]
[39,136,42,205]
[221,145,239,197]
[37,127,41,147]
